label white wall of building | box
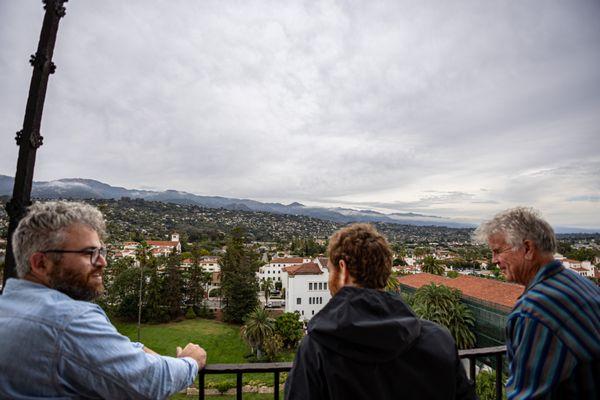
[285,269,331,321]
[257,259,309,289]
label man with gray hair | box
[474,207,600,399]
[0,201,207,399]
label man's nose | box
[95,254,108,268]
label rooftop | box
[146,240,179,247]
[283,262,323,276]
[271,257,305,264]
[398,273,524,309]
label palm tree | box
[261,277,274,304]
[135,241,150,341]
[445,301,476,349]
[412,283,476,349]
[385,274,400,293]
[421,255,445,275]
[241,307,275,358]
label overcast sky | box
[1,1,599,228]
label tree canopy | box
[220,227,260,323]
[411,283,476,349]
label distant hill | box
[0,174,596,233]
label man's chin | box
[52,283,102,301]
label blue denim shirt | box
[0,278,198,399]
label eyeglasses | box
[43,247,107,265]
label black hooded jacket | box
[284,286,477,400]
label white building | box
[284,258,331,321]
[257,257,310,289]
[199,256,221,273]
[555,253,596,278]
[181,256,222,273]
[114,233,181,260]
[147,233,181,257]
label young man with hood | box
[284,223,476,400]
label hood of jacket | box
[307,286,421,363]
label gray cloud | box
[1,0,599,228]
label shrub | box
[476,370,507,400]
[274,312,304,349]
[263,333,284,361]
[185,307,197,319]
[195,304,216,319]
[215,380,236,394]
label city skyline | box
[1,1,599,228]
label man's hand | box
[177,343,207,369]
[142,346,158,355]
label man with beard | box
[284,223,476,400]
[0,201,207,399]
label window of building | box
[309,297,312,304]
[318,282,323,290]
[309,282,313,290]
[312,310,315,315]
[297,298,301,305]
[324,282,328,290]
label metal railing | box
[198,345,507,400]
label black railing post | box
[274,371,280,400]
[3,0,68,288]
[469,356,476,385]
[236,372,243,399]
[198,371,205,400]
[495,353,503,400]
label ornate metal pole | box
[3,0,68,288]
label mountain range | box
[1,174,596,233]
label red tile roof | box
[272,257,305,264]
[283,262,323,276]
[147,241,178,247]
[398,273,524,309]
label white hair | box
[12,201,106,278]
[473,207,556,254]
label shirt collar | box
[3,278,73,301]
[525,259,563,292]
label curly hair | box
[12,201,107,278]
[327,223,392,289]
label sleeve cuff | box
[181,356,200,378]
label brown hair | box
[327,223,392,289]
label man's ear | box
[338,260,353,285]
[523,240,535,261]
[28,252,52,281]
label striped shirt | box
[505,260,600,399]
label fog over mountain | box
[1,175,597,233]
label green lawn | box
[113,318,251,363]
[112,318,294,398]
